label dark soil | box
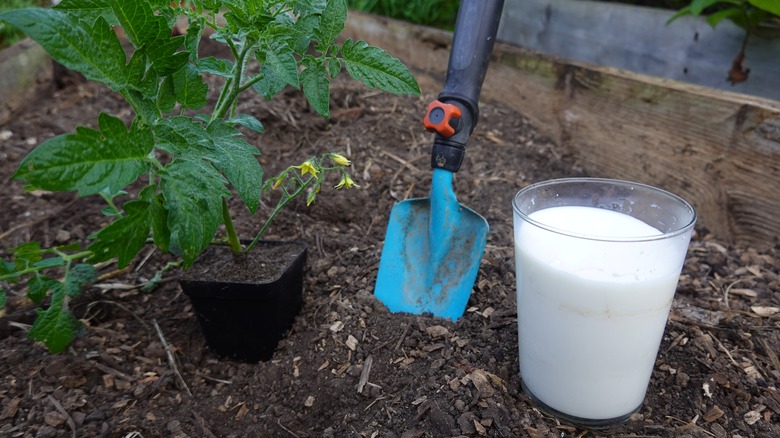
[1,44,779,438]
[181,241,308,284]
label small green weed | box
[348,0,460,29]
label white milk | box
[515,206,688,420]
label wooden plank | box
[344,11,780,248]
[496,0,780,102]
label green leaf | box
[315,0,347,49]
[14,113,153,197]
[0,9,128,91]
[125,89,163,124]
[197,57,235,78]
[28,276,58,303]
[33,258,66,269]
[144,187,171,253]
[0,259,15,277]
[29,284,80,353]
[266,41,300,87]
[185,19,204,63]
[157,75,177,114]
[64,264,98,297]
[749,0,780,16]
[12,242,43,269]
[706,7,743,27]
[173,64,209,110]
[0,290,5,310]
[327,56,342,79]
[251,63,289,100]
[301,58,331,117]
[226,114,265,133]
[55,0,118,26]
[161,159,230,266]
[690,0,729,15]
[666,6,693,25]
[88,200,152,268]
[207,121,263,213]
[340,39,420,95]
[107,0,189,76]
[154,116,213,155]
[270,13,319,55]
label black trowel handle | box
[424,0,504,172]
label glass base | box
[521,380,641,430]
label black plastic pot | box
[179,241,307,363]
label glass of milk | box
[512,178,696,428]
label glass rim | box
[512,177,697,243]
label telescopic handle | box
[426,0,504,172]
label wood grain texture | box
[344,11,780,248]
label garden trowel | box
[375,0,504,319]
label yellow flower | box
[335,174,360,189]
[272,177,284,189]
[331,153,351,167]
[294,160,318,178]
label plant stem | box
[212,41,251,121]
[245,177,315,253]
[222,198,242,254]
[0,250,93,281]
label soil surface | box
[1,42,779,438]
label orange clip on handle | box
[423,101,461,138]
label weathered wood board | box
[496,0,780,102]
[343,11,780,249]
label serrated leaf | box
[12,242,43,269]
[29,284,80,353]
[226,114,265,133]
[266,41,299,87]
[269,13,319,55]
[64,264,97,297]
[207,121,263,213]
[197,57,235,78]
[108,0,189,76]
[157,75,177,113]
[149,193,171,252]
[124,89,163,124]
[173,64,208,110]
[161,159,230,266]
[185,19,204,63]
[341,39,420,95]
[293,0,328,17]
[252,63,289,100]
[33,257,65,269]
[327,56,342,79]
[89,200,152,268]
[0,259,15,277]
[154,116,213,155]
[125,49,159,98]
[0,9,128,90]
[14,113,153,197]
[301,59,331,117]
[315,0,347,48]
[28,276,58,303]
[55,0,118,26]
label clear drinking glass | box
[512,178,696,428]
